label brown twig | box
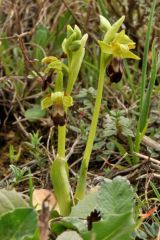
[13,5,44,81]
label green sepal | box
[67,25,74,38]
[47,59,62,72]
[104,16,125,43]
[63,95,73,108]
[41,96,53,109]
[42,56,57,64]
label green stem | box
[51,79,71,215]
[75,54,111,200]
[58,125,66,158]
[51,125,71,216]
[50,156,71,216]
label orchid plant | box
[41,15,139,215]
[75,15,139,201]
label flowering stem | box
[51,77,70,215]
[50,124,71,215]
[58,125,66,158]
[75,54,112,200]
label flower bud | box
[67,40,81,52]
[67,25,74,38]
[74,25,82,40]
[62,25,83,55]
[99,15,111,32]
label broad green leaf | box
[51,222,67,236]
[0,208,37,240]
[62,217,86,233]
[70,191,97,218]
[70,177,134,219]
[98,177,134,218]
[60,177,135,239]
[25,229,40,240]
[57,231,83,240]
[82,212,134,240]
[0,189,28,215]
[51,177,135,239]
[24,105,46,121]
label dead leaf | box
[141,207,157,220]
[32,189,57,211]
[39,199,50,240]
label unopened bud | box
[99,15,111,32]
[68,40,81,52]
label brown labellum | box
[51,104,66,126]
[106,58,123,83]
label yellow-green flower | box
[42,56,63,73]
[99,16,140,60]
[41,91,73,110]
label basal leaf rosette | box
[99,15,140,60]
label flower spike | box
[99,16,140,60]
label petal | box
[51,92,64,103]
[114,31,136,49]
[128,42,136,50]
[112,43,129,56]
[122,34,135,48]
[114,30,125,42]
[112,43,140,60]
